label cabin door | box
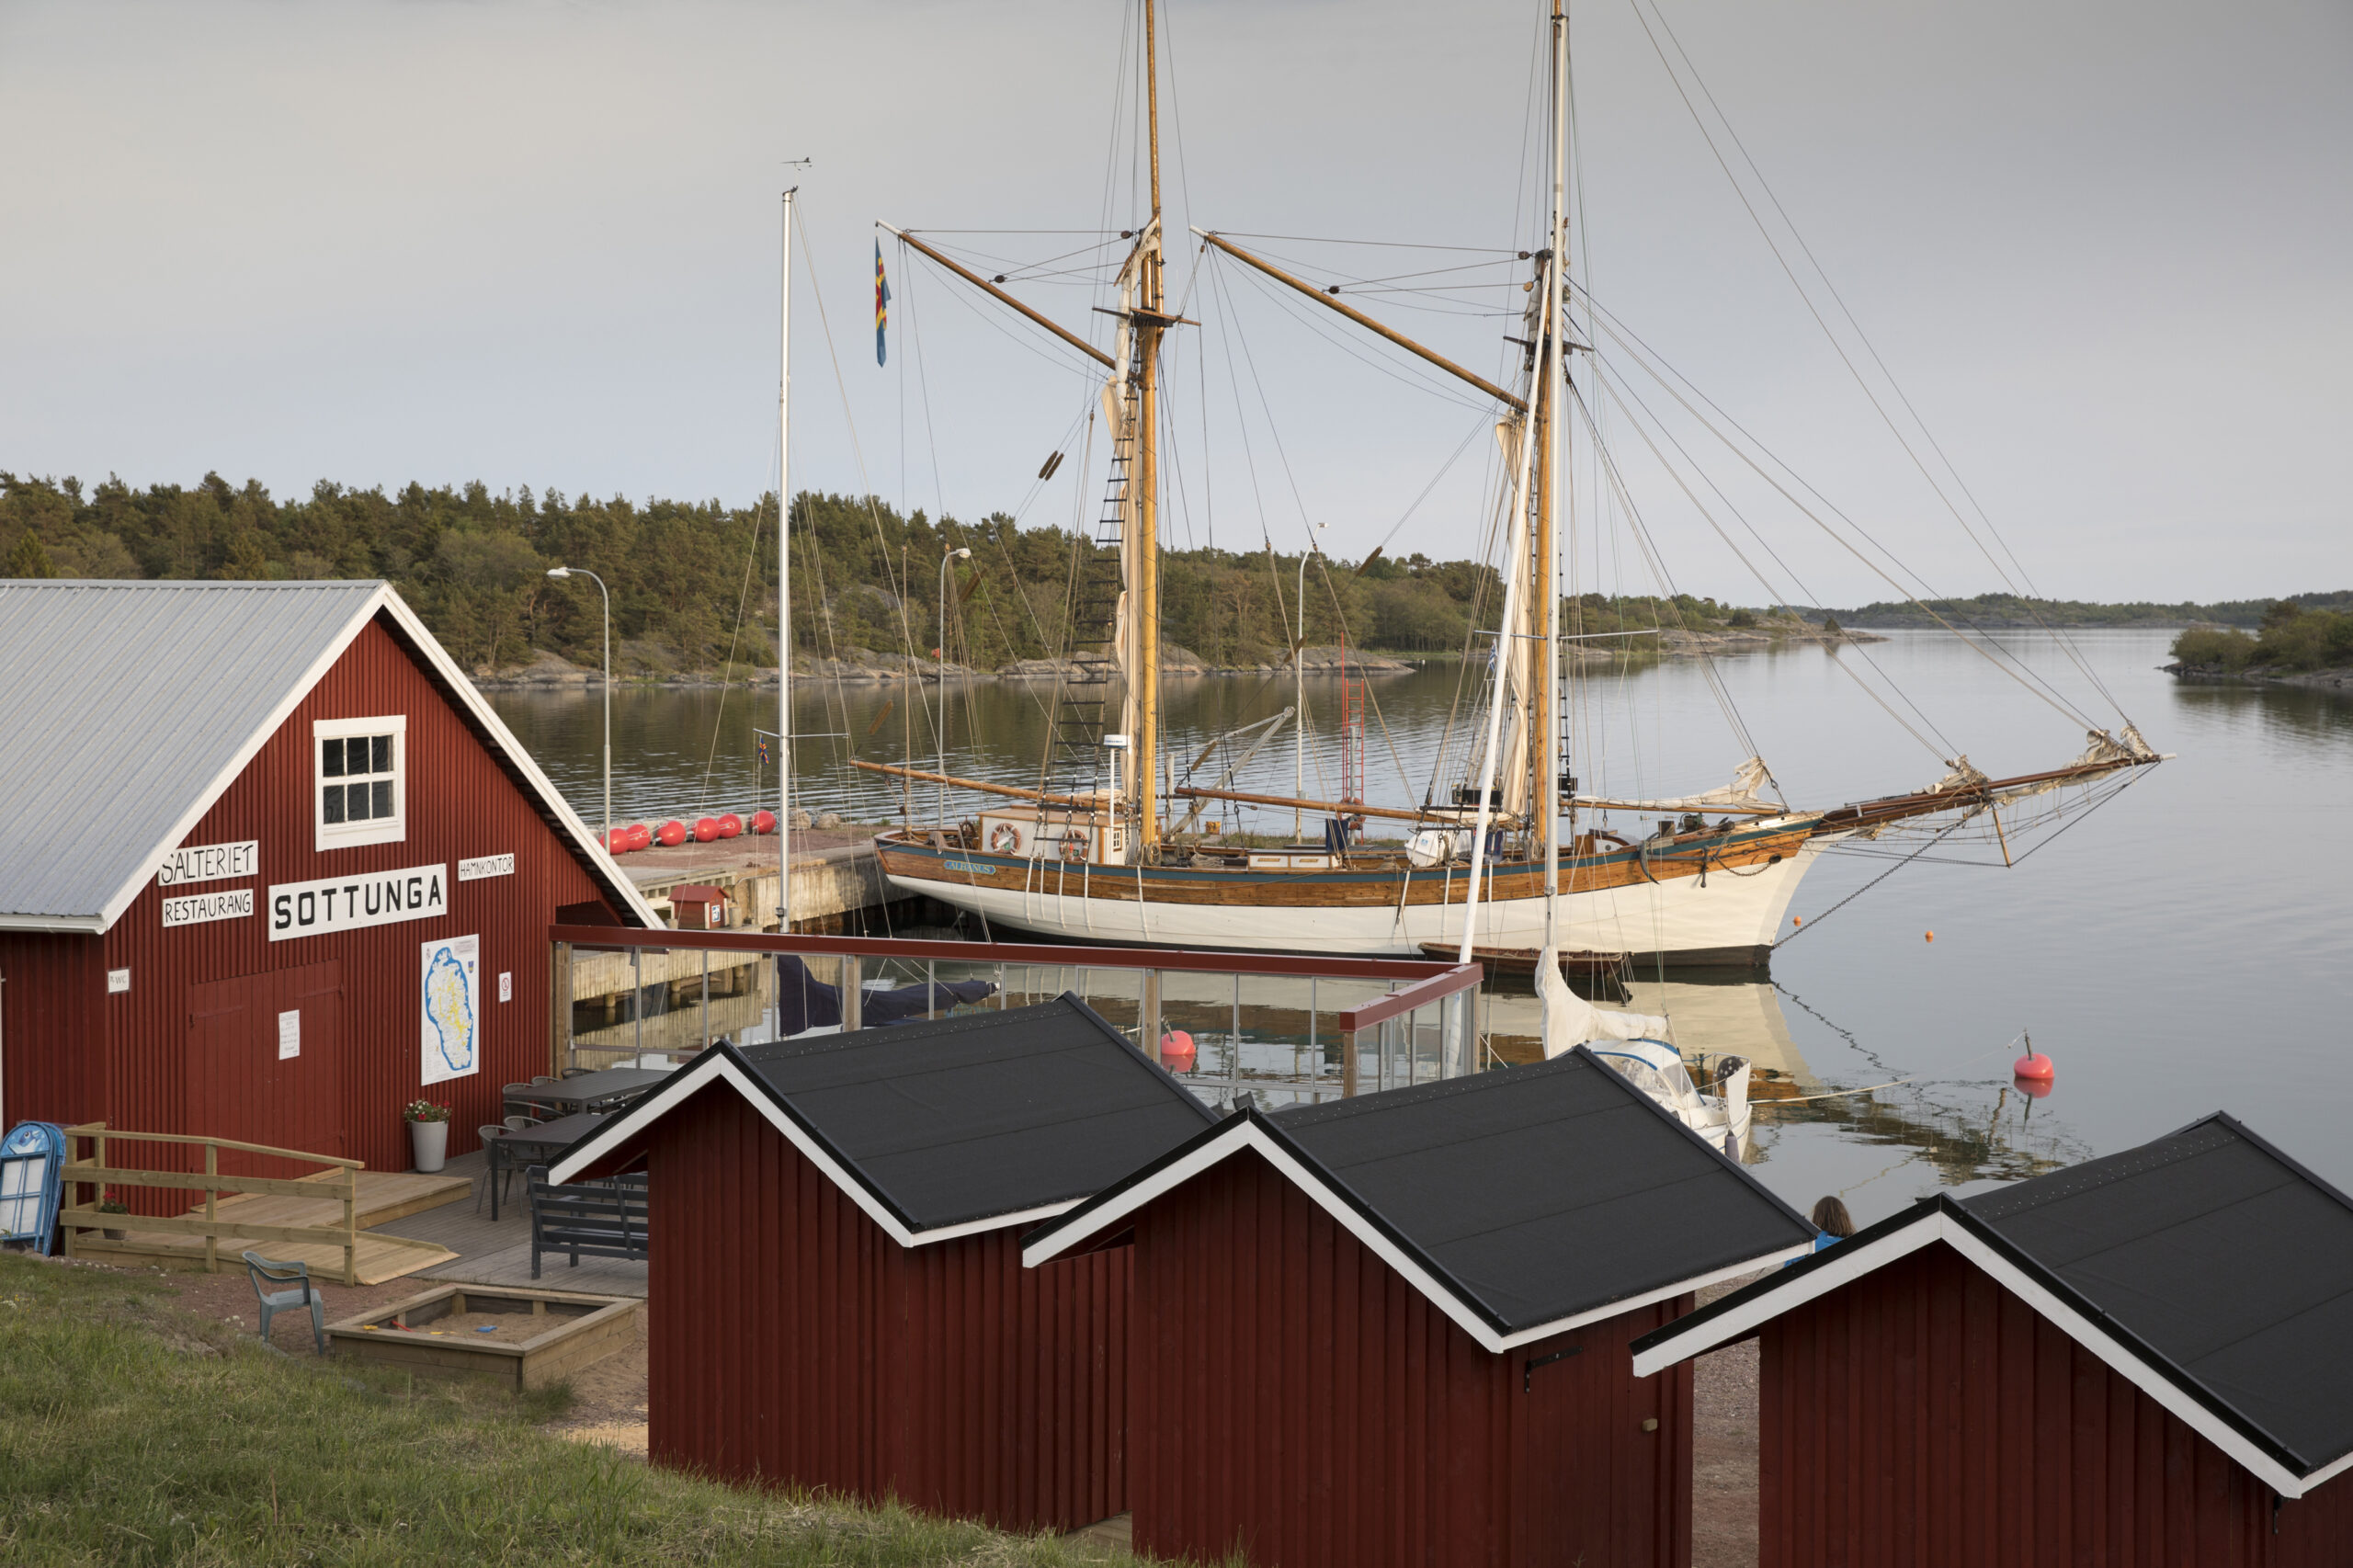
[185,961,343,1180]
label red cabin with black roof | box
[1021,1046,1821,1568]
[551,994,1220,1533]
[1632,1112,2353,1567]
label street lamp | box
[545,566,611,854]
[1294,542,1323,841]
[938,546,972,826]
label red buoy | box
[750,810,777,835]
[693,816,720,843]
[626,824,652,852]
[2014,1050,2055,1082]
[656,820,687,847]
[716,812,743,838]
[1160,1028,1197,1071]
[606,827,631,854]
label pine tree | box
[6,529,56,578]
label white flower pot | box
[408,1119,449,1173]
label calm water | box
[491,631,2353,1224]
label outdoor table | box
[522,1067,671,1117]
[485,1111,604,1222]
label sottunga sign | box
[268,864,448,941]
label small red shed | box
[1631,1112,2353,1567]
[550,994,1220,1533]
[1020,1046,1821,1568]
[0,580,660,1178]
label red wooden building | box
[1020,1046,1821,1568]
[551,995,1220,1532]
[0,581,659,1183]
[1632,1112,2353,1567]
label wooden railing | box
[58,1122,371,1285]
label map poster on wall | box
[420,934,482,1087]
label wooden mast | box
[1132,0,1165,851]
[1540,3,1568,945]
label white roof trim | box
[1024,1117,1809,1357]
[53,584,659,935]
[1631,1208,2322,1498]
[87,584,390,932]
[1631,1209,1947,1377]
[374,592,662,930]
[548,1051,1078,1249]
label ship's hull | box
[874,819,1835,964]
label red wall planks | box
[1759,1241,2353,1568]
[0,612,616,1195]
[640,1085,1129,1533]
[1125,1147,1691,1568]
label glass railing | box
[551,926,1486,1110]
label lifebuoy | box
[1059,832,1089,863]
[989,823,1021,855]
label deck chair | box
[502,1081,547,1116]
[243,1251,327,1355]
[503,1115,543,1131]
[475,1125,510,1214]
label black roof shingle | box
[736,994,1219,1233]
[1958,1113,2353,1474]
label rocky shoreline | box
[2163,662,2353,691]
[472,627,1873,690]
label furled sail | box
[1537,946,1671,1057]
[1573,756,1785,816]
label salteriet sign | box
[268,864,448,941]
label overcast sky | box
[4,0,2346,603]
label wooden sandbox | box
[325,1284,640,1391]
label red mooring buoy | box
[1160,1029,1197,1071]
[716,812,743,838]
[656,820,687,847]
[693,817,720,843]
[2014,1046,2055,1083]
[626,824,653,852]
[750,809,777,835]
[606,827,631,854]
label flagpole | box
[779,187,795,940]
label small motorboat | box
[1586,1039,1753,1158]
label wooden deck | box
[72,1169,471,1285]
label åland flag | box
[756,736,771,767]
[874,240,890,366]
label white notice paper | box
[498,971,512,1004]
[278,1010,301,1061]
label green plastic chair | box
[243,1251,327,1355]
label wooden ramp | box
[76,1227,459,1286]
[63,1139,472,1284]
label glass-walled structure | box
[551,926,1485,1111]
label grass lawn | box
[0,1253,1142,1567]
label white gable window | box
[314,715,406,850]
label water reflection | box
[494,629,2353,1225]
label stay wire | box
[1623,0,2118,724]
[1577,292,2099,733]
[1639,0,2124,718]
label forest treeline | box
[0,472,1765,675]
[1820,590,2353,630]
[2170,600,2353,675]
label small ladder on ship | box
[1049,396,1136,799]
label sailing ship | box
[859,0,2160,965]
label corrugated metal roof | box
[0,579,664,936]
[0,581,387,926]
